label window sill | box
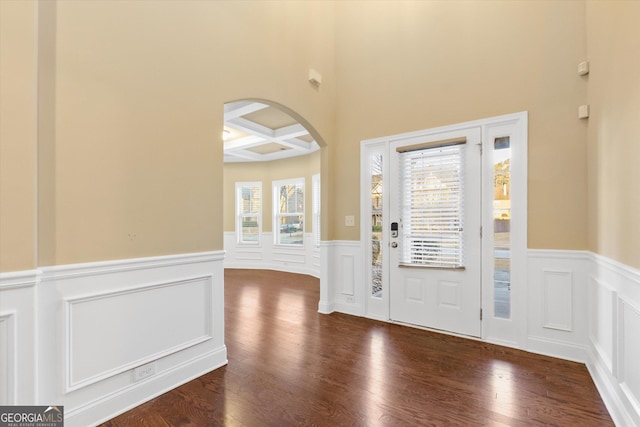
[273,244,305,250]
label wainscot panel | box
[37,252,226,427]
[526,250,589,362]
[0,312,16,404]
[325,241,363,316]
[66,275,214,391]
[587,253,640,427]
[0,270,38,405]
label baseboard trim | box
[70,346,227,427]
[587,344,638,427]
[317,301,334,314]
[333,301,363,317]
[526,335,588,363]
[224,262,319,279]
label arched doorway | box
[221,100,326,293]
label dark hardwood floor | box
[102,269,613,426]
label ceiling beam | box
[223,102,269,121]
[225,117,313,152]
[274,123,308,140]
[224,149,264,161]
[222,104,319,163]
[224,134,267,151]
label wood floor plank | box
[102,269,613,426]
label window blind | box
[398,144,465,268]
[241,184,261,215]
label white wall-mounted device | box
[578,104,590,119]
[578,61,590,76]
[309,69,322,87]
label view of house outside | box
[371,154,383,297]
[277,182,305,245]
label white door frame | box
[360,112,528,346]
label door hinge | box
[480,226,483,238]
[480,309,483,321]
[477,142,483,155]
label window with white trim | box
[236,182,262,244]
[273,178,304,245]
[312,174,321,247]
[399,144,465,268]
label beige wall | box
[4,0,639,272]
[223,151,321,233]
[586,1,640,269]
[34,0,335,266]
[0,1,38,272]
[331,0,588,249]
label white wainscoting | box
[5,244,633,424]
[0,313,12,404]
[224,232,320,278]
[33,251,226,427]
[0,270,38,405]
[527,250,590,362]
[587,254,640,427]
[65,276,214,392]
[324,245,593,362]
[319,240,363,316]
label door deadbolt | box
[391,242,398,248]
[391,222,398,238]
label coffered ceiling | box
[223,101,320,163]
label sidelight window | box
[371,153,383,297]
[493,136,511,319]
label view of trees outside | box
[371,154,383,297]
[278,182,304,245]
[493,137,511,318]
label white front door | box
[389,127,482,337]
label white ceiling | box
[223,101,320,163]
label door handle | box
[391,242,398,248]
